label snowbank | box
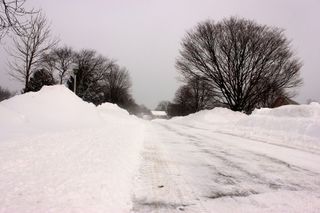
[151,110,167,116]
[166,104,320,152]
[97,102,130,118]
[0,85,145,212]
[232,103,320,151]
[239,103,320,139]
[170,107,247,126]
[0,85,104,140]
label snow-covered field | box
[0,85,320,212]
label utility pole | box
[73,74,76,94]
[71,72,77,94]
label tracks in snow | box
[132,124,208,213]
[132,121,320,213]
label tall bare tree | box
[0,0,37,38]
[9,14,58,91]
[41,46,74,84]
[176,17,302,113]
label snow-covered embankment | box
[168,104,320,153]
[0,86,145,212]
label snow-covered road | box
[132,121,320,213]
[1,87,320,212]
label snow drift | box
[238,103,320,139]
[170,107,246,126]
[0,85,145,212]
[97,102,130,119]
[166,104,320,152]
[0,85,104,140]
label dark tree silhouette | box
[186,76,217,111]
[176,17,302,113]
[68,49,115,104]
[41,46,74,84]
[64,49,137,112]
[103,65,132,106]
[167,85,194,116]
[0,85,12,101]
[167,76,217,117]
[25,68,55,92]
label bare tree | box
[0,0,37,38]
[176,17,302,113]
[103,65,132,105]
[41,46,74,84]
[69,49,115,104]
[167,77,216,117]
[171,85,194,116]
[187,76,217,111]
[9,14,58,91]
[67,49,135,107]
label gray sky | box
[1,0,319,108]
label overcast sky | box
[0,0,319,108]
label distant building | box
[151,111,168,119]
[271,96,299,108]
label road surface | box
[132,120,320,213]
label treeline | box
[25,47,140,113]
[1,8,148,115]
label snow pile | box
[170,107,246,126]
[0,104,25,126]
[0,85,145,212]
[233,103,320,151]
[0,85,104,140]
[166,104,320,152]
[97,102,130,119]
[151,111,167,116]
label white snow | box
[0,85,145,212]
[171,107,247,125]
[0,86,105,141]
[142,105,320,212]
[151,111,167,116]
[169,105,320,153]
[1,86,320,212]
[237,103,320,140]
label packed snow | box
[0,85,320,212]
